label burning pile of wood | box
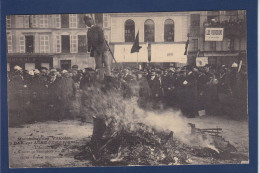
[76,79,244,166]
[76,117,240,166]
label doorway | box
[25,35,34,53]
[60,60,71,70]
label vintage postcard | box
[6,11,249,168]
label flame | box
[206,144,220,154]
[81,84,219,151]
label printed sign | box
[151,44,187,63]
[205,28,224,41]
[196,57,208,67]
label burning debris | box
[75,77,247,166]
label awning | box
[7,54,53,63]
[203,52,239,57]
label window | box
[103,14,108,28]
[25,35,34,53]
[55,15,61,28]
[20,35,25,53]
[24,15,29,28]
[144,19,155,42]
[69,14,77,28]
[16,15,26,28]
[210,41,216,51]
[207,11,220,23]
[125,19,135,42]
[70,35,78,53]
[164,19,174,42]
[61,14,69,28]
[61,35,70,53]
[6,16,11,28]
[226,10,238,21]
[191,14,200,26]
[78,35,87,53]
[40,35,50,53]
[56,35,61,53]
[228,38,235,50]
[192,39,198,51]
[39,15,48,28]
[238,10,246,20]
[7,33,12,53]
[29,15,37,28]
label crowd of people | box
[7,62,247,126]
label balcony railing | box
[203,19,246,39]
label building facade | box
[104,12,190,67]
[6,11,247,71]
[6,14,95,71]
[188,10,247,66]
[104,10,246,67]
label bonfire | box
[75,77,245,166]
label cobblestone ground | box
[8,115,249,168]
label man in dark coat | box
[176,69,197,118]
[84,16,111,79]
[162,69,177,107]
[80,68,97,90]
[55,72,76,120]
[147,71,161,99]
[8,66,27,121]
[136,71,151,108]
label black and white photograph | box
[6,11,249,168]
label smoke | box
[137,109,217,151]
[81,84,218,151]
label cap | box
[28,70,34,76]
[33,69,40,74]
[61,69,68,74]
[231,62,238,68]
[50,68,57,72]
[84,68,95,72]
[40,67,48,71]
[14,65,22,71]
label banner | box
[196,57,208,67]
[205,28,224,41]
[114,44,148,62]
[114,43,187,63]
[151,44,187,63]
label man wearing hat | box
[84,16,112,80]
[147,71,161,100]
[80,68,97,90]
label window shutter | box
[56,35,61,53]
[7,33,13,53]
[40,35,44,53]
[70,34,78,53]
[6,16,11,28]
[55,15,61,28]
[20,35,25,53]
[45,35,50,53]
